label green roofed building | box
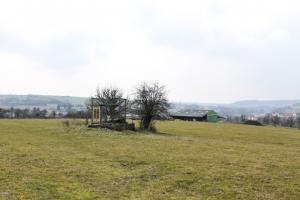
[170,110,222,123]
[206,110,219,123]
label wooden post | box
[91,99,94,124]
[98,106,101,124]
[124,99,127,123]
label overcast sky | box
[0,0,299,103]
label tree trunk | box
[141,116,152,130]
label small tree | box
[226,115,233,123]
[283,116,296,128]
[263,114,272,125]
[40,109,48,118]
[272,115,281,127]
[96,87,124,122]
[0,108,9,118]
[49,111,57,118]
[14,108,22,118]
[297,115,300,129]
[240,115,246,123]
[31,107,41,118]
[133,82,169,130]
[233,116,241,123]
[10,107,14,118]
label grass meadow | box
[1,119,300,199]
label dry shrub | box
[71,119,85,126]
[62,120,70,128]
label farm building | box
[170,110,221,123]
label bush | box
[126,123,136,131]
[244,120,263,126]
[71,119,85,126]
[149,123,157,132]
[62,120,70,128]
[100,122,136,131]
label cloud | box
[1,0,300,102]
[0,32,103,71]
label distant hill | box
[0,94,88,107]
[231,100,300,108]
[171,100,300,116]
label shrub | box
[244,120,263,126]
[62,120,70,128]
[100,122,136,131]
[71,119,85,126]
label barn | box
[170,110,221,123]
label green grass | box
[1,120,300,199]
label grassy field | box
[1,120,300,199]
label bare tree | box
[226,115,233,123]
[49,111,57,118]
[85,97,93,124]
[233,116,241,123]
[240,115,247,123]
[14,108,22,118]
[96,87,125,122]
[0,108,10,118]
[296,115,300,129]
[271,115,281,127]
[10,107,14,118]
[283,116,296,128]
[133,82,169,130]
[263,114,272,125]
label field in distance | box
[0,120,300,199]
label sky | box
[0,0,300,103]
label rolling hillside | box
[0,120,300,199]
[1,94,300,115]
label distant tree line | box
[258,114,300,129]
[0,107,49,119]
[0,107,90,119]
[64,110,90,119]
[226,114,300,129]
